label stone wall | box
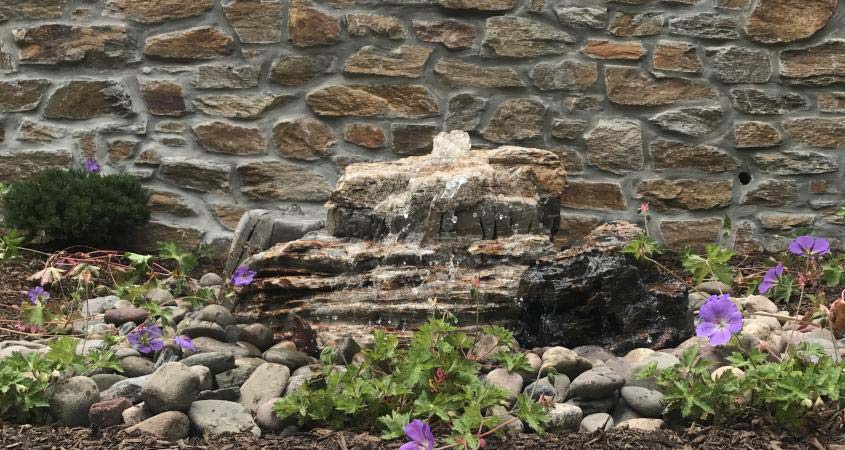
[0,0,843,251]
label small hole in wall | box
[738,172,752,185]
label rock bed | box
[1,267,842,444]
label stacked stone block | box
[0,0,842,250]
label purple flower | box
[174,335,195,352]
[788,235,831,258]
[758,262,784,295]
[696,294,743,346]
[399,420,434,450]
[27,286,49,304]
[127,324,165,354]
[83,158,101,174]
[230,266,256,287]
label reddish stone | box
[89,397,132,429]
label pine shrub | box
[2,169,150,245]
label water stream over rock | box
[235,131,692,353]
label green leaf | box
[378,411,411,440]
[157,241,198,275]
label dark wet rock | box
[517,223,693,354]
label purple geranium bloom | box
[788,235,830,258]
[174,335,195,352]
[83,158,101,174]
[399,420,434,450]
[127,324,165,354]
[27,286,49,305]
[696,294,743,346]
[230,266,256,287]
[758,262,784,295]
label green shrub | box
[1,168,149,245]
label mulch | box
[0,423,842,450]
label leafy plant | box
[642,343,845,428]
[821,255,845,287]
[682,244,735,286]
[274,316,548,448]
[0,337,120,422]
[1,168,149,245]
[622,233,662,261]
[0,230,25,262]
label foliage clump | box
[0,337,120,422]
[275,315,549,449]
[2,168,149,245]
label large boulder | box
[517,222,693,354]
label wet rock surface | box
[517,223,693,354]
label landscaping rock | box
[104,307,149,326]
[190,338,257,357]
[89,397,132,429]
[620,386,664,418]
[120,356,156,377]
[263,348,309,370]
[548,403,582,432]
[216,366,256,388]
[570,366,625,400]
[541,347,592,378]
[141,363,200,414]
[91,374,127,392]
[484,368,523,402]
[197,304,235,328]
[240,323,274,351]
[125,411,190,441]
[181,352,236,374]
[190,365,213,391]
[581,413,613,432]
[122,403,152,426]
[188,400,261,437]
[199,273,224,286]
[101,376,149,404]
[256,397,286,431]
[616,418,663,431]
[48,376,100,427]
[177,319,227,341]
[240,363,290,412]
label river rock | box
[570,366,625,400]
[181,352,236,374]
[620,386,664,418]
[141,363,200,414]
[120,356,156,377]
[549,403,582,432]
[48,376,100,427]
[581,413,613,432]
[89,397,132,429]
[240,363,290,412]
[125,411,190,440]
[188,400,261,437]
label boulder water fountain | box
[234,131,692,353]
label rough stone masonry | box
[0,0,843,252]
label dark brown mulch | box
[1,423,842,450]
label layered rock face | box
[0,0,843,251]
[237,133,692,351]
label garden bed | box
[1,423,842,450]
